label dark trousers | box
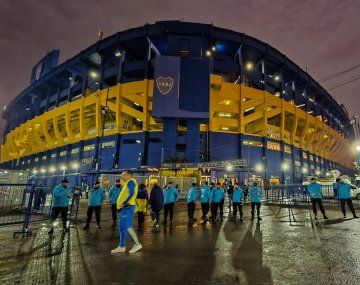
[251,202,261,217]
[233,202,243,218]
[219,199,224,217]
[138,212,145,225]
[188,202,195,219]
[201,202,210,218]
[86,206,101,225]
[340,198,356,216]
[211,202,220,219]
[51,207,68,229]
[152,210,160,223]
[164,202,174,222]
[310,198,325,216]
[111,204,117,223]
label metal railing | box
[0,183,80,237]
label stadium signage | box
[156,76,174,95]
[163,158,248,169]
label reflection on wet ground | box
[0,204,360,285]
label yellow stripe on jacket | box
[116,179,138,210]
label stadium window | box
[123,139,142,144]
[267,141,281,151]
[42,155,47,161]
[303,152,308,159]
[71,148,79,154]
[59,150,67,157]
[309,155,314,161]
[243,140,263,147]
[284,145,292,154]
[35,157,39,162]
[81,158,93,165]
[51,153,56,158]
[83,144,95,152]
[101,141,115,148]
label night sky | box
[1,0,360,131]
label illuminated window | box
[243,140,263,147]
[284,145,292,154]
[309,155,314,161]
[42,155,47,161]
[267,141,281,151]
[81,158,93,165]
[51,153,56,158]
[59,151,67,157]
[303,152,308,159]
[35,158,39,162]
[102,141,115,148]
[71,148,79,154]
[83,144,95,152]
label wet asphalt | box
[0,202,360,285]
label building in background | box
[0,21,354,185]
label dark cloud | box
[1,0,360,131]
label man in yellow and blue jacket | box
[111,170,142,254]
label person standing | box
[219,182,226,219]
[232,182,244,222]
[136,183,148,227]
[336,178,358,218]
[210,182,225,223]
[83,181,104,229]
[149,182,164,228]
[163,181,179,226]
[307,178,329,220]
[108,179,122,227]
[249,182,263,221]
[227,181,234,213]
[48,179,73,236]
[186,183,198,222]
[200,181,212,222]
[111,170,142,254]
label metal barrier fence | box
[0,183,80,237]
[262,184,359,206]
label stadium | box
[0,21,354,186]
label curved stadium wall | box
[0,21,354,184]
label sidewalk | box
[1,204,360,285]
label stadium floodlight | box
[274,75,281,81]
[60,165,67,171]
[40,168,46,174]
[226,165,233,171]
[89,70,99,79]
[255,164,264,172]
[205,50,211,57]
[211,46,216,52]
[302,167,308,174]
[114,51,122,57]
[32,169,38,174]
[72,163,79,170]
[282,163,290,171]
[315,170,321,176]
[245,62,254,71]
[49,166,56,173]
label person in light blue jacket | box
[336,178,358,218]
[200,181,212,222]
[163,181,179,225]
[210,182,225,223]
[83,181,105,229]
[307,178,328,220]
[49,179,73,236]
[187,183,198,222]
[232,182,244,222]
[108,179,123,227]
[249,183,263,221]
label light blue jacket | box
[337,182,351,199]
[108,185,122,205]
[212,188,225,203]
[186,187,198,203]
[52,185,72,207]
[307,183,322,199]
[163,187,179,204]
[232,187,244,203]
[89,187,105,206]
[200,185,212,203]
[249,187,262,203]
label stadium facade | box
[0,21,354,185]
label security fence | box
[0,183,80,237]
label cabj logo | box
[156,76,174,95]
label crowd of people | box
[48,172,358,254]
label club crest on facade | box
[156,76,174,95]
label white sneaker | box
[111,246,126,254]
[129,244,142,254]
